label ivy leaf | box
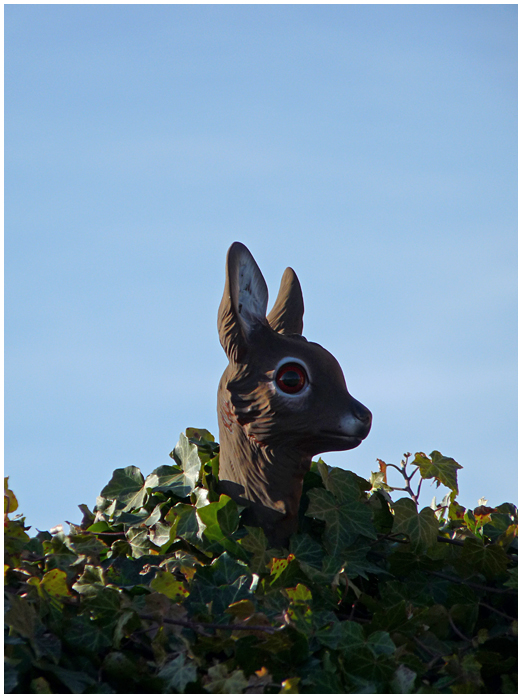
[42,666,97,694]
[158,653,198,692]
[4,593,38,640]
[280,677,300,693]
[290,532,324,569]
[4,662,19,694]
[392,498,439,553]
[169,432,201,490]
[285,583,312,604]
[270,554,297,582]
[298,554,345,585]
[150,520,176,548]
[100,466,147,512]
[413,451,462,496]
[341,645,395,685]
[150,571,189,600]
[170,503,206,546]
[198,495,245,557]
[72,565,105,596]
[3,440,517,695]
[188,553,254,617]
[391,665,417,693]
[4,477,19,514]
[458,538,509,580]
[316,620,365,650]
[85,587,122,622]
[367,630,396,656]
[203,663,248,693]
[304,668,344,693]
[239,526,272,575]
[186,427,219,464]
[144,464,193,498]
[344,544,385,580]
[503,567,517,590]
[198,495,240,539]
[40,569,71,598]
[61,615,112,654]
[306,488,376,553]
[321,466,361,500]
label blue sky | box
[6,4,517,532]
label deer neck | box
[218,411,310,543]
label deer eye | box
[275,363,308,394]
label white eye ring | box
[273,357,310,396]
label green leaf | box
[390,664,417,693]
[86,587,122,622]
[4,477,19,514]
[40,568,71,598]
[4,441,517,695]
[290,532,324,569]
[280,677,300,693]
[286,583,312,604]
[392,498,439,553]
[4,593,38,640]
[366,630,396,656]
[341,645,395,685]
[412,451,462,495]
[343,543,385,580]
[316,620,365,650]
[149,520,176,548]
[100,466,147,511]
[169,432,201,490]
[112,609,142,648]
[458,538,509,579]
[62,615,112,654]
[30,676,53,693]
[198,495,240,539]
[239,526,271,574]
[306,488,376,553]
[170,502,205,546]
[503,567,517,590]
[189,554,253,616]
[303,668,344,693]
[144,464,193,498]
[43,665,97,694]
[4,661,19,694]
[158,653,198,692]
[198,495,245,557]
[321,466,362,500]
[150,571,189,600]
[186,427,219,464]
[203,663,249,693]
[72,565,105,595]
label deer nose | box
[354,399,372,427]
[350,398,372,437]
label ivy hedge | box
[5,428,518,693]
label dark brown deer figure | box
[217,242,372,546]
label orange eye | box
[276,364,307,394]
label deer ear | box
[218,242,269,362]
[267,267,304,335]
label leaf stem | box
[138,612,283,634]
[478,601,517,622]
[431,571,517,595]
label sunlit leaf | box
[413,451,462,496]
[150,571,189,600]
[169,432,201,491]
[100,466,147,511]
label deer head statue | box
[217,242,372,546]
